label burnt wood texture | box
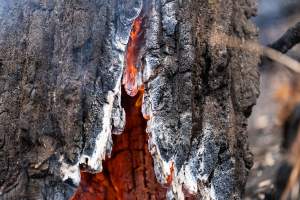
[0,0,259,199]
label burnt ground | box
[245,1,300,197]
[245,66,292,199]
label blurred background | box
[245,0,300,199]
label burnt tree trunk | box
[0,0,259,200]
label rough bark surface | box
[0,0,259,200]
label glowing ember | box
[123,17,144,97]
[71,88,167,200]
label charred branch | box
[270,22,300,54]
[261,22,300,72]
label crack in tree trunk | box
[72,88,167,200]
[0,0,259,199]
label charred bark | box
[0,0,259,200]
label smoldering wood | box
[0,0,259,200]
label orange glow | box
[71,88,167,200]
[166,162,174,185]
[123,17,143,97]
[135,86,144,108]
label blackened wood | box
[270,22,300,54]
[0,0,259,199]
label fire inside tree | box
[123,17,144,97]
[0,1,259,199]
[72,16,168,200]
[72,88,167,200]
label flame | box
[123,17,143,97]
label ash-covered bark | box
[142,0,259,199]
[0,0,259,200]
